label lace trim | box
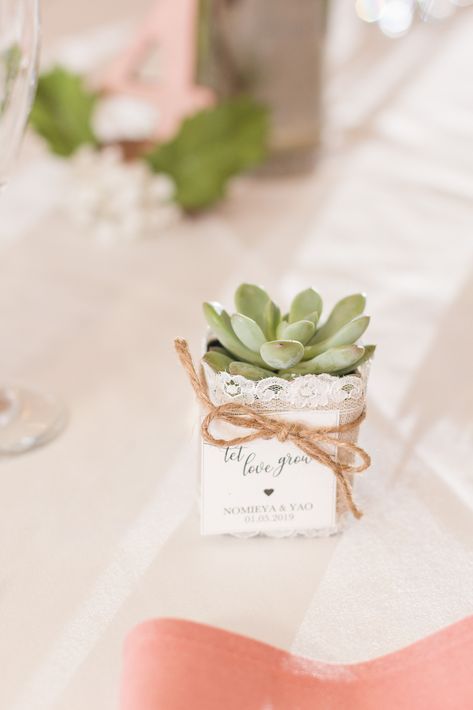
[203,362,369,411]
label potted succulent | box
[176,283,374,537]
[203,285,374,379]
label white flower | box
[64,146,180,244]
[92,95,159,143]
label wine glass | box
[0,0,65,454]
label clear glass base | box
[0,386,66,455]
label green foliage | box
[30,67,98,157]
[146,97,269,211]
[302,315,370,360]
[277,319,315,344]
[203,302,266,368]
[29,66,268,211]
[203,284,376,379]
[289,287,322,325]
[202,350,233,373]
[228,362,274,381]
[231,313,266,351]
[286,345,365,376]
[260,340,304,370]
[310,293,366,344]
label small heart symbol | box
[264,489,274,496]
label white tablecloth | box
[1,4,473,709]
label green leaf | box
[30,67,98,157]
[202,350,233,373]
[234,284,271,333]
[333,344,376,376]
[207,344,231,355]
[310,293,366,344]
[278,319,315,344]
[260,340,304,369]
[203,302,267,368]
[263,299,281,341]
[228,362,274,380]
[276,319,288,339]
[146,97,269,211]
[283,345,365,376]
[231,313,266,352]
[289,288,323,324]
[303,315,370,360]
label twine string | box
[174,338,370,519]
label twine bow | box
[175,338,370,519]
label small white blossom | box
[93,95,159,143]
[64,146,180,244]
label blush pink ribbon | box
[120,615,473,709]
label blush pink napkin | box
[120,616,473,709]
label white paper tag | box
[201,409,338,535]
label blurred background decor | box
[196,0,329,174]
[355,0,473,38]
[27,0,330,238]
[100,0,213,140]
[28,0,473,240]
[102,0,329,174]
[30,64,269,231]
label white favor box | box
[200,363,369,537]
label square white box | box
[201,409,338,536]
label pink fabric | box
[120,616,473,709]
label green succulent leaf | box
[146,97,268,211]
[303,315,370,360]
[229,362,274,380]
[231,313,266,352]
[277,319,315,344]
[305,311,320,326]
[208,345,233,357]
[263,299,281,341]
[283,345,365,376]
[332,344,376,376]
[202,350,233,373]
[30,67,98,157]
[310,293,366,344]
[203,302,267,367]
[202,286,375,379]
[289,288,323,324]
[260,340,304,369]
[276,319,288,339]
[234,283,270,333]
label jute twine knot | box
[174,338,370,520]
[276,423,297,443]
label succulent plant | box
[202,284,375,380]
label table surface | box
[1,3,473,709]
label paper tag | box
[201,409,338,535]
